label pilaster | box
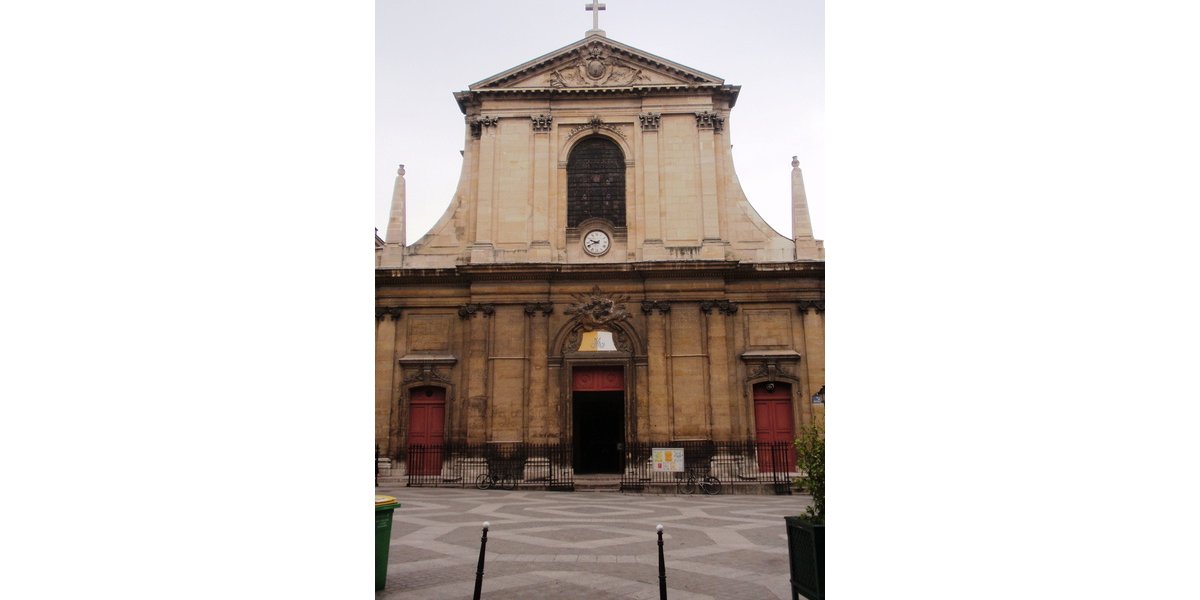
[524,302,553,442]
[531,114,552,261]
[639,112,664,259]
[461,303,494,443]
[375,308,400,455]
[799,299,825,426]
[471,116,499,263]
[696,111,723,258]
[644,300,672,439]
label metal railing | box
[619,440,795,494]
[405,442,575,490]
[402,439,794,494]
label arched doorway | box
[567,136,626,228]
[753,382,796,472]
[572,365,624,473]
[407,386,445,476]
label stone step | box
[573,475,623,492]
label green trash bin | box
[375,495,400,590]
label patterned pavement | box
[375,486,812,599]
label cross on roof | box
[585,0,606,36]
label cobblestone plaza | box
[376,487,811,599]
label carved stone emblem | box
[564,286,631,330]
[566,116,626,141]
[546,41,648,88]
[402,364,452,385]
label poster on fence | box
[652,448,684,472]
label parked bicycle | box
[676,469,722,495]
[475,469,518,490]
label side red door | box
[754,382,797,472]
[408,386,445,476]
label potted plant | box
[785,425,824,600]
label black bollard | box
[473,521,490,600]
[657,523,667,600]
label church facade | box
[376,29,824,482]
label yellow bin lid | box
[376,495,398,506]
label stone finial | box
[381,162,408,267]
[792,155,819,258]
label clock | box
[583,229,610,256]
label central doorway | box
[571,365,624,474]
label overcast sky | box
[376,0,825,245]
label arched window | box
[567,137,625,228]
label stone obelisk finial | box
[381,164,407,267]
[791,156,821,260]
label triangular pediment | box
[469,34,724,91]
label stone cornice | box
[377,260,823,285]
[455,84,741,113]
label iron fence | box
[405,443,575,490]
[402,440,794,494]
[619,440,795,494]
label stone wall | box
[376,264,823,455]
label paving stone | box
[376,486,811,599]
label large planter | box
[784,516,824,600]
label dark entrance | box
[573,391,624,473]
[571,365,625,474]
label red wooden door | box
[754,383,796,472]
[572,366,624,391]
[408,386,445,476]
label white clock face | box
[583,230,610,255]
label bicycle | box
[676,469,722,495]
[475,470,518,490]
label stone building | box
[376,24,824,480]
